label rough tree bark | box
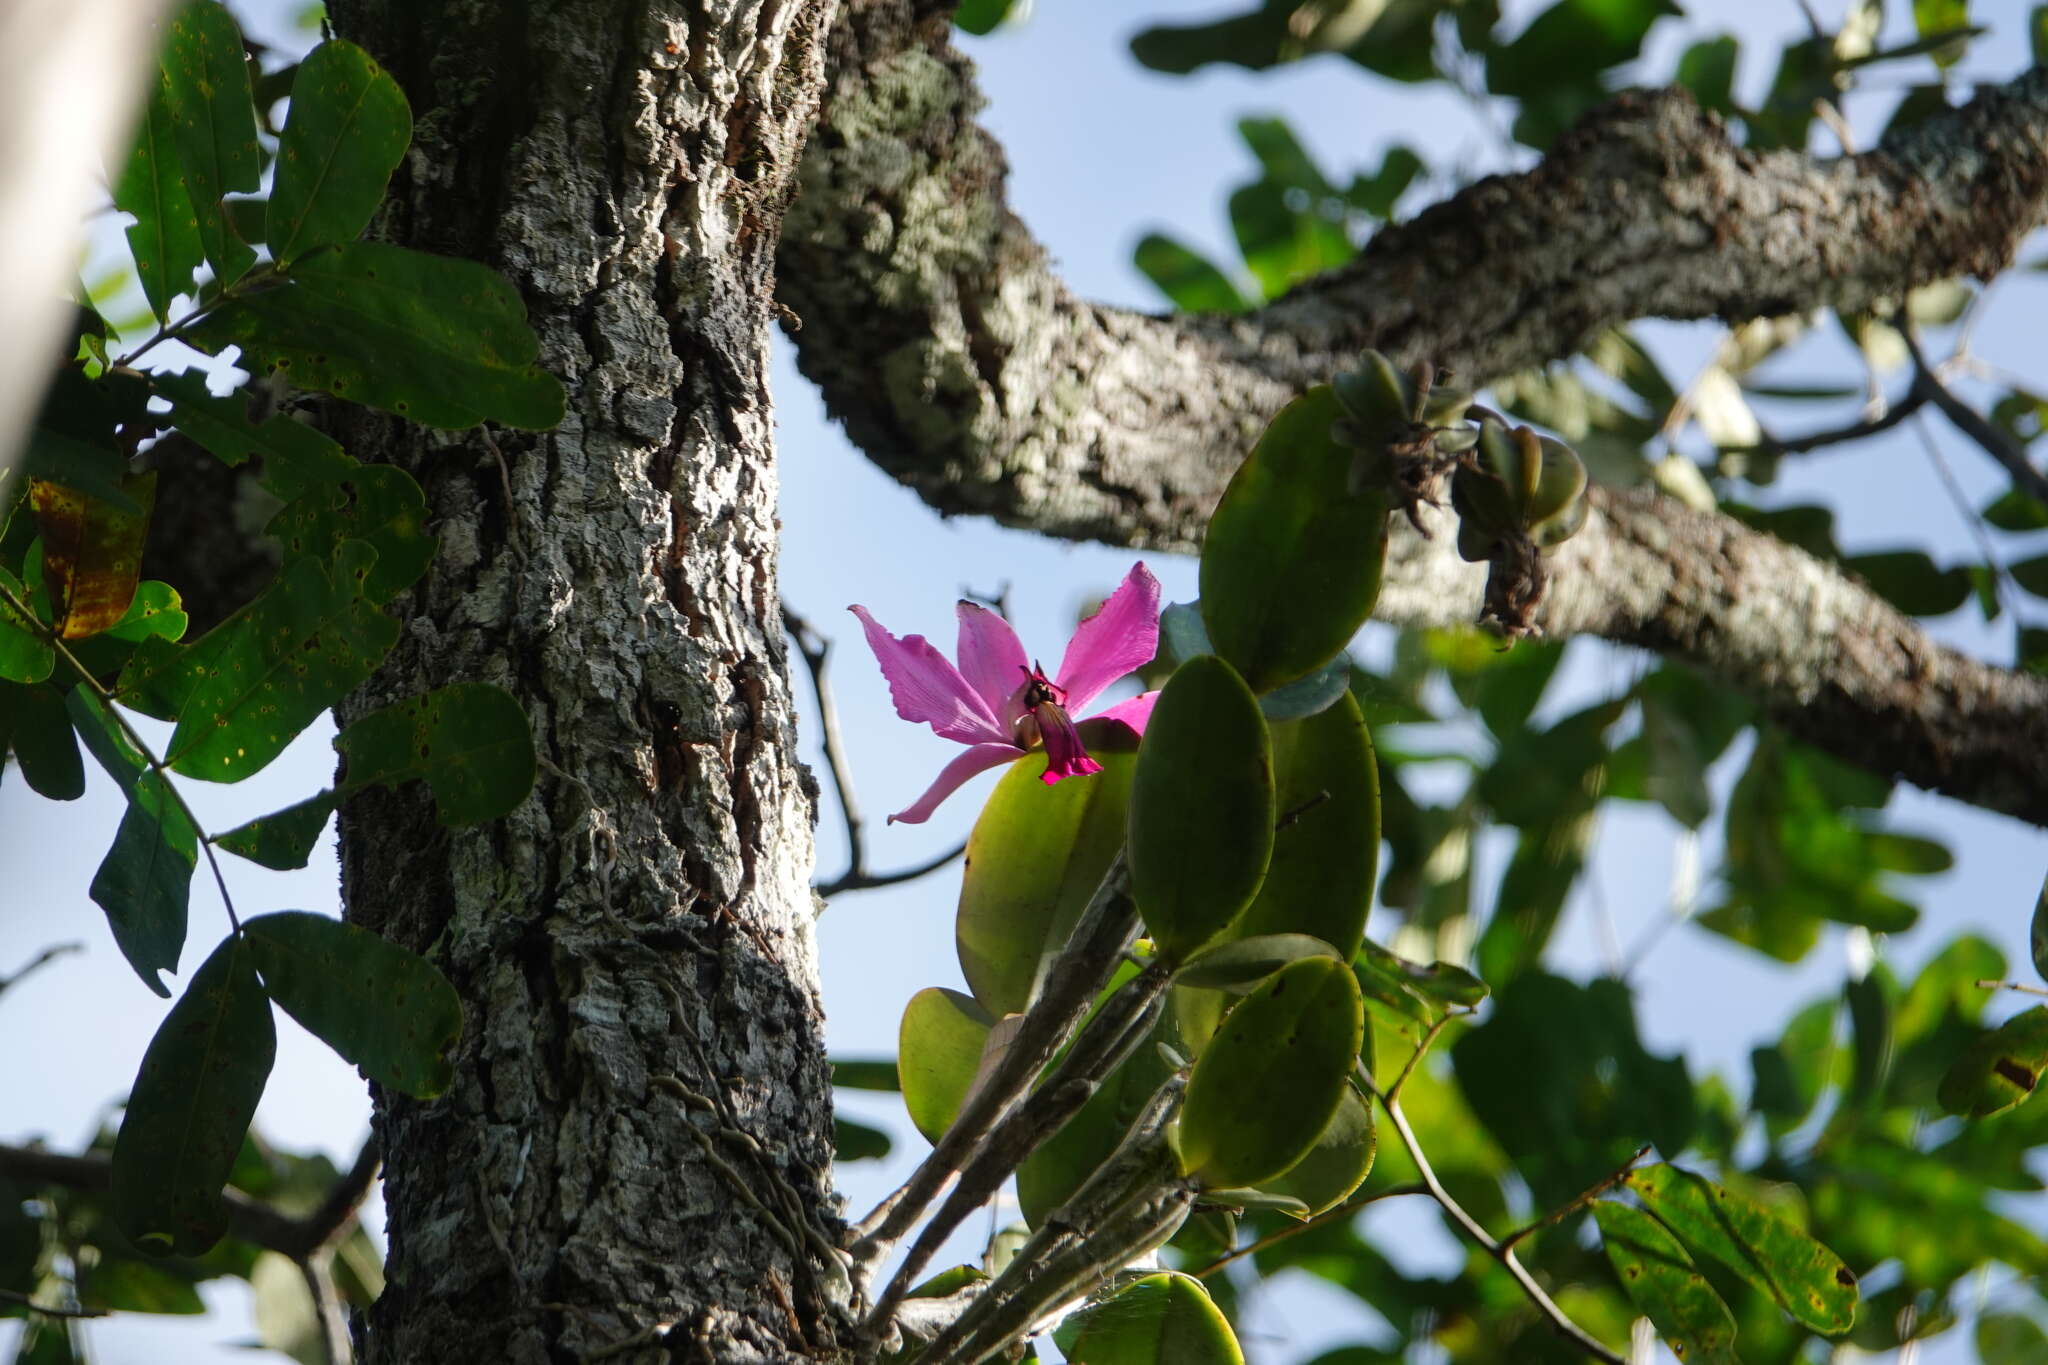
[325,2,847,1360]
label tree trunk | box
[324,2,845,1360]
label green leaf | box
[1067,1272,1244,1365]
[1751,997,1838,1134]
[1229,179,1352,302]
[67,690,200,996]
[1594,1201,1740,1365]
[334,682,536,824]
[114,82,204,320]
[1129,655,1275,962]
[188,241,567,430]
[1133,235,1247,314]
[1486,0,1680,100]
[30,473,155,639]
[1200,388,1389,693]
[1258,1087,1375,1217]
[121,542,400,782]
[160,0,263,287]
[242,910,462,1097]
[1622,1163,1858,1335]
[1982,488,2048,530]
[1257,654,1352,722]
[213,791,337,870]
[953,0,1020,36]
[1979,1313,2048,1364]
[1843,550,1970,617]
[956,721,1136,1017]
[2033,872,2048,984]
[1936,1006,2048,1119]
[0,564,56,684]
[829,1058,901,1092]
[76,1255,208,1315]
[6,683,84,800]
[267,40,412,263]
[152,371,352,477]
[1178,956,1363,1190]
[1175,934,1342,992]
[833,1117,892,1163]
[112,933,276,1255]
[1226,693,1378,959]
[1675,34,1740,115]
[2012,553,2048,600]
[1351,939,1487,1023]
[897,987,994,1145]
[267,459,434,606]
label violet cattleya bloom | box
[850,563,1163,825]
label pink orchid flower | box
[850,563,1162,825]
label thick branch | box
[779,6,2048,822]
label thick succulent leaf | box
[266,40,412,263]
[1937,1006,2048,1119]
[159,0,262,286]
[1227,693,1377,959]
[897,987,994,1145]
[1175,934,1342,993]
[243,911,461,1097]
[113,83,204,320]
[1178,956,1363,1190]
[1067,1272,1244,1365]
[1129,655,1275,962]
[334,682,536,825]
[1257,1087,1375,1217]
[112,934,276,1255]
[1623,1163,1858,1335]
[188,242,566,430]
[955,722,1136,1017]
[1200,387,1390,693]
[1593,1201,1740,1365]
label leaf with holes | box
[1623,1163,1858,1335]
[112,934,275,1255]
[159,0,262,286]
[114,82,203,320]
[1937,1006,2048,1119]
[243,911,461,1097]
[1594,1201,1740,1365]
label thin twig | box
[0,1137,382,1261]
[1499,1144,1652,1252]
[0,580,244,933]
[0,1287,107,1320]
[1735,387,1926,457]
[848,856,1139,1269]
[299,1247,351,1365]
[1190,1182,1427,1280]
[1385,1009,1462,1105]
[1361,1072,1626,1365]
[1911,412,2017,618]
[0,943,83,998]
[1898,318,2048,508]
[783,603,966,900]
[1976,978,2048,998]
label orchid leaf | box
[897,987,994,1145]
[1067,1272,1244,1365]
[1178,956,1363,1190]
[1200,387,1389,693]
[1129,655,1274,962]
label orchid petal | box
[1089,690,1158,738]
[850,606,1008,746]
[956,601,1032,725]
[1053,563,1163,711]
[1035,703,1105,786]
[887,742,1024,824]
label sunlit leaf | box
[1623,1163,1858,1335]
[1179,957,1363,1190]
[30,474,155,639]
[1258,1087,1375,1217]
[1937,1006,2048,1119]
[112,934,276,1255]
[243,910,461,1097]
[1134,235,1247,314]
[1067,1271,1244,1365]
[897,987,993,1145]
[1594,1201,1740,1365]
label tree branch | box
[781,5,2048,823]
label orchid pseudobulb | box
[850,563,1162,824]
